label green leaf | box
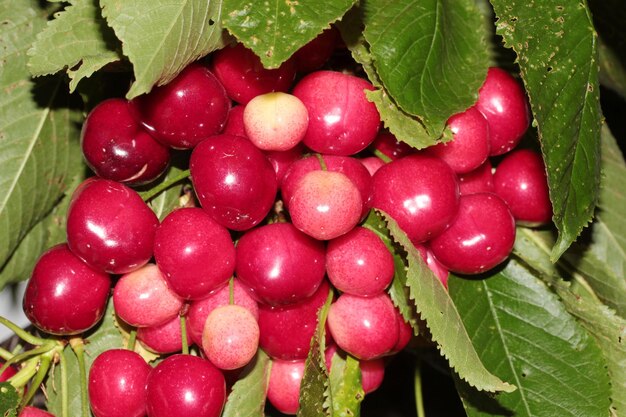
[100,0,227,99]
[297,290,334,417]
[490,0,602,260]
[0,382,19,417]
[381,210,515,393]
[328,354,364,417]
[27,0,122,92]
[449,260,611,417]
[514,228,626,416]
[222,350,271,417]
[336,9,439,150]
[222,0,356,68]
[0,1,83,276]
[140,155,189,220]
[362,0,490,136]
[0,171,85,290]
[46,300,125,416]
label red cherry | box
[458,160,495,195]
[19,407,55,417]
[293,27,339,73]
[137,315,192,354]
[267,358,305,415]
[370,131,415,161]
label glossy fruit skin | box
[265,144,304,188]
[0,361,17,381]
[137,315,192,354]
[425,106,490,174]
[493,149,552,226]
[267,359,305,415]
[190,134,278,231]
[476,67,530,156]
[293,27,339,73]
[360,156,385,175]
[371,153,460,244]
[113,264,183,328]
[326,226,394,296]
[222,105,246,137]
[202,305,260,370]
[289,170,362,240]
[211,43,296,104]
[187,279,259,347]
[19,407,55,417]
[293,71,380,155]
[131,63,230,149]
[458,160,494,195]
[146,354,226,417]
[415,244,449,287]
[370,131,415,161]
[429,193,516,274]
[328,292,399,360]
[236,222,325,305]
[88,349,151,417]
[66,178,159,274]
[81,98,170,185]
[23,244,110,335]
[154,208,235,300]
[258,281,331,360]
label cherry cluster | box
[18,27,552,417]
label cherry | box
[429,193,516,275]
[458,160,495,195]
[187,279,259,348]
[327,292,399,360]
[476,67,530,156]
[235,222,326,305]
[370,131,415,161]
[131,63,230,149]
[113,263,183,328]
[325,344,385,394]
[391,313,414,353]
[415,244,449,287]
[88,349,151,417]
[190,134,277,231]
[154,207,235,300]
[371,153,460,244]
[23,244,110,335]
[266,358,305,415]
[137,315,191,354]
[211,43,296,104]
[326,226,394,296]
[425,106,490,174]
[0,361,17,381]
[66,177,159,274]
[19,407,55,417]
[293,70,380,155]
[289,170,362,240]
[222,105,246,137]
[493,149,552,226]
[293,27,339,73]
[243,92,309,151]
[265,144,305,188]
[258,280,331,360]
[146,354,226,417]
[81,98,170,185]
[359,156,385,175]
[202,304,260,370]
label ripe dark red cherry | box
[211,43,296,104]
[266,358,305,415]
[293,27,339,73]
[493,149,552,226]
[23,244,110,335]
[476,67,530,156]
[146,354,226,417]
[190,134,278,231]
[371,153,460,244]
[429,193,516,275]
[154,208,235,300]
[293,70,381,155]
[1,361,17,381]
[370,131,415,161]
[81,98,170,185]
[131,63,230,149]
[66,178,159,274]
[458,160,495,195]
[222,105,246,137]
[88,349,151,417]
[235,222,326,305]
[19,407,55,417]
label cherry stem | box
[414,359,425,417]
[19,352,52,411]
[314,153,328,171]
[372,149,392,164]
[127,329,137,351]
[0,347,12,361]
[0,343,56,376]
[7,355,39,388]
[69,337,89,417]
[139,169,191,201]
[180,315,189,355]
[0,316,46,346]
[229,277,235,305]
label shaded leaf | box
[328,354,364,417]
[363,0,490,136]
[100,0,227,99]
[0,0,83,278]
[27,0,121,92]
[490,0,602,260]
[0,382,19,417]
[336,9,439,149]
[381,210,515,393]
[449,260,611,417]
[140,156,189,220]
[222,0,356,68]
[222,350,271,417]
